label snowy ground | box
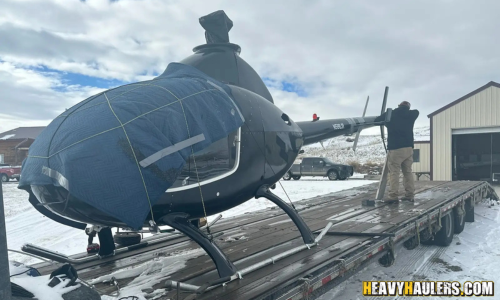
[302,126,430,165]
[318,186,500,300]
[2,178,373,265]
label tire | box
[113,232,141,246]
[453,206,466,234]
[292,176,301,180]
[327,170,338,181]
[434,213,454,246]
[283,172,291,181]
[0,174,8,182]
[464,198,474,222]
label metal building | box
[428,81,500,181]
[412,141,431,180]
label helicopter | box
[18,10,391,279]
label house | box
[0,127,46,166]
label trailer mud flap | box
[378,238,395,267]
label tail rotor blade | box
[352,95,370,152]
[380,86,389,153]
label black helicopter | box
[18,10,391,279]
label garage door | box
[452,127,500,181]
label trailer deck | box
[28,180,498,299]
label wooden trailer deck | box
[29,180,497,300]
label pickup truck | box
[282,157,353,181]
[0,166,22,182]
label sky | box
[1,0,500,135]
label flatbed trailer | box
[27,180,498,300]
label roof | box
[428,81,500,118]
[0,127,46,140]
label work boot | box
[401,197,414,202]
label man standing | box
[375,101,419,202]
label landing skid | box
[21,230,184,265]
[160,213,238,278]
[158,186,317,279]
[164,222,333,296]
[255,184,316,244]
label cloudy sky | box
[1,0,499,135]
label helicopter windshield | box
[168,128,240,191]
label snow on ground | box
[300,126,429,165]
[318,188,500,300]
[208,179,373,222]
[2,179,373,266]
[3,182,91,265]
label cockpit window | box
[168,128,240,190]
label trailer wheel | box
[282,172,291,181]
[114,232,141,246]
[453,206,466,234]
[464,198,474,222]
[327,170,338,181]
[434,213,454,247]
[0,174,8,182]
[292,176,301,180]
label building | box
[427,81,500,181]
[0,127,46,165]
[412,140,431,180]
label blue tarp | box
[19,63,245,229]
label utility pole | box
[0,183,12,300]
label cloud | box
[0,61,104,132]
[0,0,499,135]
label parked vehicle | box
[282,157,353,181]
[0,166,22,182]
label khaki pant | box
[387,147,414,200]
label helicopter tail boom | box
[297,86,392,147]
[297,115,386,146]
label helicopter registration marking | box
[332,123,345,130]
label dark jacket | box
[375,106,419,150]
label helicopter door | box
[167,128,241,192]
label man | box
[375,101,419,202]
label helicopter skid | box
[255,184,316,244]
[164,221,333,295]
[160,212,238,278]
[21,230,184,265]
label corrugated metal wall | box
[432,86,500,180]
[413,143,430,173]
